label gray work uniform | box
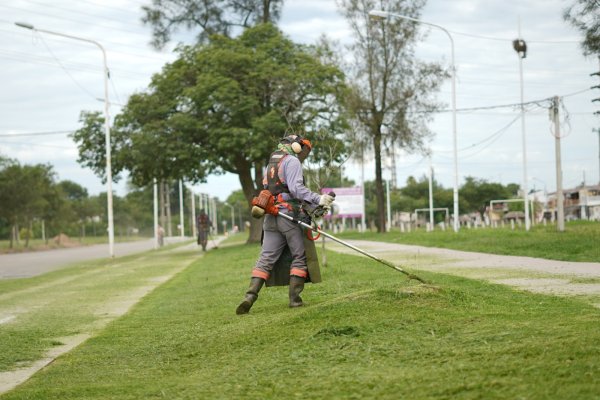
[253,154,321,279]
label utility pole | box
[386,180,391,232]
[153,178,158,249]
[179,180,184,238]
[191,188,196,238]
[428,155,434,232]
[591,61,600,184]
[552,96,565,232]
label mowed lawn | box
[1,239,599,399]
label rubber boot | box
[236,277,265,315]
[289,276,305,308]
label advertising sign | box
[321,187,364,218]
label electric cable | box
[0,130,74,137]
[0,140,73,149]
[35,31,99,101]
[445,28,581,44]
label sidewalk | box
[325,239,600,303]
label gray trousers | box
[253,214,307,278]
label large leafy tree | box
[564,0,600,56]
[141,0,284,48]
[459,176,519,214]
[339,0,447,233]
[0,161,59,247]
[74,24,348,242]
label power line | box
[0,3,149,38]
[445,28,581,44]
[0,130,75,137]
[36,31,99,100]
[0,140,72,149]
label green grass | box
[0,245,197,373]
[2,242,600,399]
[337,220,600,262]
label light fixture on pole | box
[16,22,115,256]
[512,19,530,231]
[368,10,459,232]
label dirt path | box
[326,240,600,304]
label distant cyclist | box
[196,209,212,251]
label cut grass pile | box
[2,242,599,399]
[338,220,600,262]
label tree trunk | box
[238,162,262,243]
[373,127,386,233]
[262,0,270,23]
[9,224,14,249]
[25,219,31,248]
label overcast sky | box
[0,0,598,202]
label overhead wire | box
[35,31,99,101]
[445,27,581,44]
[0,140,73,149]
[0,130,75,137]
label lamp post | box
[368,10,459,232]
[16,22,115,257]
[513,20,530,231]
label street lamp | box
[368,10,460,232]
[513,19,530,231]
[16,22,115,257]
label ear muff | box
[282,134,310,154]
[291,141,303,154]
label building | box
[545,184,600,221]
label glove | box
[319,194,335,207]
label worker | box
[236,134,334,315]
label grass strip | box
[0,245,198,373]
[338,220,600,262]
[2,242,599,399]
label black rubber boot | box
[236,277,265,315]
[289,276,305,308]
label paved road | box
[0,237,192,279]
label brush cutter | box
[251,190,426,283]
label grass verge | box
[0,245,197,373]
[338,220,600,262]
[2,242,599,399]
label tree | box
[58,180,92,240]
[564,1,600,56]
[73,24,349,243]
[0,162,58,247]
[141,0,284,48]
[339,0,447,232]
[459,176,518,214]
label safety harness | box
[258,150,321,241]
[263,150,302,213]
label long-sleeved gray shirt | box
[267,154,321,209]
